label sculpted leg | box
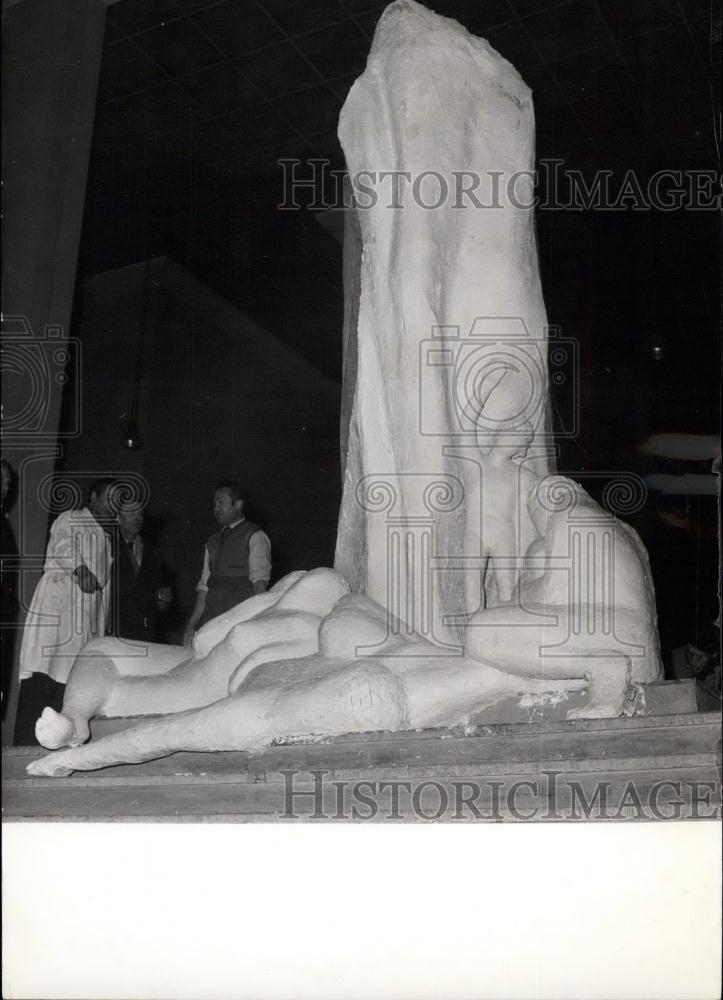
[465,604,579,678]
[491,559,519,605]
[228,637,321,694]
[27,691,277,776]
[191,571,306,658]
[273,660,407,735]
[191,568,346,657]
[566,657,631,719]
[35,655,119,749]
[465,604,638,718]
[33,571,349,755]
[401,655,536,728]
[27,657,407,777]
[106,611,322,718]
[34,637,202,750]
[36,609,324,753]
[35,707,80,749]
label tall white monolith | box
[336,0,552,643]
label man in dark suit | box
[108,500,171,643]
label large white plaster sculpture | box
[29,463,661,776]
[335,0,552,640]
[27,0,662,777]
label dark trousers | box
[197,577,254,628]
[14,673,65,746]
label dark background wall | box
[59,257,341,637]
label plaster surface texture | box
[335,0,551,640]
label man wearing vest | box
[183,481,271,646]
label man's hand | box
[184,591,206,647]
[155,586,172,611]
[74,565,101,594]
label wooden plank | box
[3,762,720,823]
[4,713,720,783]
[641,680,697,715]
[5,749,720,790]
[3,715,721,823]
[4,713,720,823]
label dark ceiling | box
[79,0,721,387]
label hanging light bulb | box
[121,259,151,450]
[123,420,143,450]
[645,332,668,362]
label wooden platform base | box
[4,709,720,823]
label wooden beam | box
[4,711,720,822]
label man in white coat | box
[14,478,117,744]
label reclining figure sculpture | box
[27,1,661,776]
[29,468,660,776]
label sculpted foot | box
[35,707,82,750]
[26,752,76,777]
[566,658,630,720]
